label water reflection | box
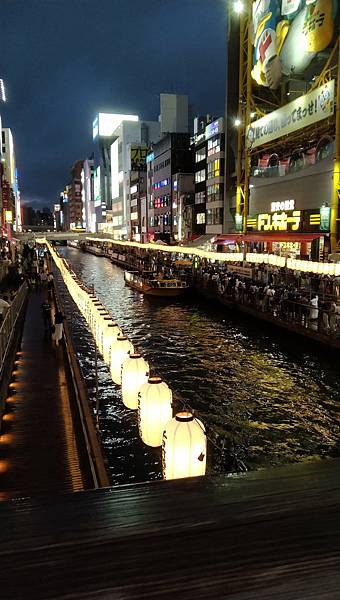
[58,248,340,483]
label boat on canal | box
[124,270,189,297]
[82,244,106,257]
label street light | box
[234,117,241,127]
[233,0,244,14]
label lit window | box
[195,169,206,183]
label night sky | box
[1,0,227,209]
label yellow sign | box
[5,210,13,223]
[251,211,301,232]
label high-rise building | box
[129,147,149,242]
[159,93,189,135]
[68,160,84,229]
[82,158,95,233]
[1,128,21,234]
[147,133,193,243]
[108,120,160,238]
[92,113,140,230]
[193,117,225,236]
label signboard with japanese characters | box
[247,210,302,232]
[130,146,149,172]
[246,80,334,149]
[247,208,330,233]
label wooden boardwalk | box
[0,458,338,599]
[0,289,94,500]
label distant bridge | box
[14,230,109,242]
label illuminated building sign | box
[247,210,301,231]
[2,180,10,209]
[235,213,243,231]
[5,210,12,223]
[130,146,148,172]
[271,199,295,212]
[246,80,334,149]
[320,205,331,232]
[146,152,154,164]
[205,117,224,140]
[93,113,139,139]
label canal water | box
[59,247,340,485]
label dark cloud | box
[1,0,227,207]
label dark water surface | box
[58,247,340,484]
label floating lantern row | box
[111,334,134,385]
[46,241,207,481]
[162,412,206,480]
[138,377,172,447]
[122,354,149,409]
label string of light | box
[85,237,340,275]
[44,241,207,481]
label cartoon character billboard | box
[251,0,337,89]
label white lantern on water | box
[162,411,206,480]
[95,309,110,337]
[96,316,111,353]
[121,354,149,409]
[110,334,134,385]
[138,376,173,447]
[103,322,121,364]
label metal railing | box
[197,276,340,339]
[0,282,28,371]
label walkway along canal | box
[55,246,340,485]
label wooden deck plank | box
[0,459,338,599]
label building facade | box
[1,127,21,235]
[192,117,225,237]
[67,160,84,229]
[82,158,95,233]
[147,133,193,242]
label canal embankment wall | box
[194,285,340,351]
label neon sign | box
[250,210,301,232]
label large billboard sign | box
[252,0,337,89]
[246,79,334,148]
[92,113,139,140]
[130,146,149,171]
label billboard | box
[252,0,337,89]
[246,79,334,148]
[130,146,148,171]
[92,113,139,139]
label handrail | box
[0,282,28,373]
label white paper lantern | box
[121,354,149,409]
[96,316,112,353]
[162,411,206,480]
[102,322,121,364]
[138,376,173,447]
[110,334,134,385]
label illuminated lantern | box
[102,322,121,364]
[138,376,173,447]
[96,316,112,353]
[162,411,206,480]
[121,354,149,409]
[110,334,134,385]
